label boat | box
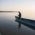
[15,16,35,28]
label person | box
[18,11,21,19]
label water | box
[0,12,35,35]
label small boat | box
[15,16,35,28]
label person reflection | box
[18,22,21,29]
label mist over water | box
[0,12,35,35]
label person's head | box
[18,11,20,13]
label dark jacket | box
[19,12,21,17]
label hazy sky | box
[0,0,35,20]
[0,0,35,12]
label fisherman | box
[18,11,21,19]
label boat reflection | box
[15,20,35,30]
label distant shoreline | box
[0,11,13,12]
[0,11,19,12]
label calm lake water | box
[0,12,35,35]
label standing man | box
[18,11,21,19]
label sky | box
[0,0,35,20]
[0,0,35,12]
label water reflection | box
[15,20,35,30]
[18,22,21,29]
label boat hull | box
[15,16,35,28]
